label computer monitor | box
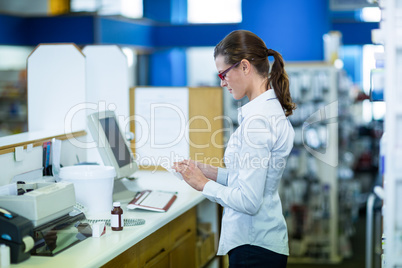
[87,110,138,179]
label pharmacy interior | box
[0,0,393,268]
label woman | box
[174,30,296,268]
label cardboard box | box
[196,232,216,267]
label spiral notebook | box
[127,190,177,212]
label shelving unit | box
[0,69,27,136]
[280,62,355,264]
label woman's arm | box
[192,160,229,186]
[191,160,218,181]
[173,159,229,191]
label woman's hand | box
[182,159,218,181]
[173,159,210,191]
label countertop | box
[14,170,205,268]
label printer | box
[0,181,76,227]
[0,181,90,258]
[0,207,35,263]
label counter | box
[14,170,205,267]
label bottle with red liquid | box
[111,202,124,231]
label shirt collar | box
[237,89,277,123]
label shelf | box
[0,68,27,137]
[0,117,27,123]
[281,64,359,264]
[0,96,26,100]
[0,129,86,155]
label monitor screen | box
[99,117,131,168]
[87,111,138,179]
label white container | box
[0,244,10,268]
[59,165,116,216]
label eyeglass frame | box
[218,61,241,81]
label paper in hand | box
[161,162,184,180]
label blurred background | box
[0,1,385,267]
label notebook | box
[127,190,177,212]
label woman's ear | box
[241,59,251,75]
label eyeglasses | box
[218,61,240,81]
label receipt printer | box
[0,207,35,264]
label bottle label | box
[111,214,123,228]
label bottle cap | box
[113,202,121,207]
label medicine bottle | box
[111,202,124,231]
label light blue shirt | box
[203,89,295,256]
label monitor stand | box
[113,179,139,201]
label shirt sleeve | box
[202,116,276,215]
[216,167,228,186]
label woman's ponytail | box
[267,49,296,117]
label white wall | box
[0,138,86,186]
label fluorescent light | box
[334,59,344,69]
[188,0,242,24]
[361,7,381,22]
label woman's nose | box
[220,79,227,87]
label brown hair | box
[214,30,296,116]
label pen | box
[157,190,178,195]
